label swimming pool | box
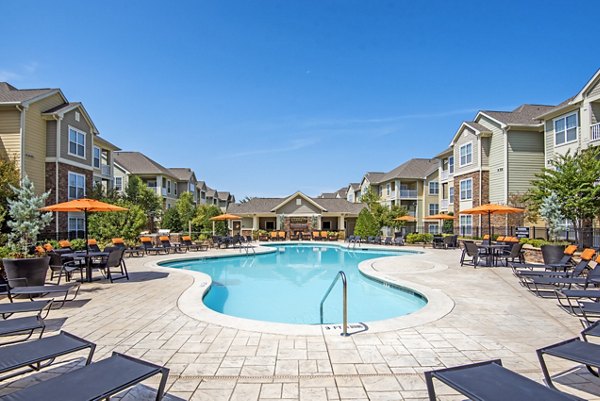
[162,244,427,325]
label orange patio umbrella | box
[424,214,456,220]
[460,203,524,237]
[41,198,128,252]
[209,213,242,235]
[394,215,417,222]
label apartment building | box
[0,82,119,236]
[537,69,600,163]
[170,168,200,204]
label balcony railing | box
[160,188,168,197]
[440,170,449,181]
[101,164,111,176]
[440,199,449,210]
[399,189,418,198]
[592,122,600,141]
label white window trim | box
[459,215,473,236]
[114,176,123,191]
[553,112,578,147]
[459,141,473,167]
[448,156,455,173]
[429,203,439,215]
[428,223,439,234]
[67,126,87,160]
[93,146,101,168]
[459,178,473,201]
[428,181,439,195]
[67,171,86,200]
[449,186,455,204]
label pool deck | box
[1,242,599,400]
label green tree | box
[354,208,380,237]
[359,186,380,211]
[191,204,226,235]
[176,192,196,233]
[88,199,146,242]
[161,207,183,232]
[6,176,53,255]
[380,205,408,231]
[124,176,162,231]
[0,157,20,231]
[526,148,600,246]
[539,192,565,243]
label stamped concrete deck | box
[1,243,599,400]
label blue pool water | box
[162,244,427,324]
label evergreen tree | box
[0,157,20,231]
[354,208,380,237]
[6,176,53,255]
[88,199,146,243]
[176,192,196,233]
[161,207,183,232]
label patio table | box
[477,244,509,267]
[62,251,109,282]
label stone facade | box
[45,162,93,235]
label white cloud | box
[0,62,39,82]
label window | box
[68,127,86,158]
[554,113,578,145]
[428,224,439,234]
[265,221,275,230]
[75,112,80,122]
[167,181,171,193]
[348,194,354,203]
[449,187,454,204]
[322,221,331,230]
[93,147,100,168]
[459,143,472,166]
[296,198,302,205]
[391,181,395,191]
[189,182,195,192]
[460,179,472,200]
[429,203,439,215]
[147,180,156,188]
[114,177,122,191]
[386,183,390,195]
[68,172,85,200]
[448,156,454,173]
[68,213,85,239]
[460,215,472,236]
[429,181,439,195]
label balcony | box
[440,170,449,181]
[398,189,418,198]
[440,199,449,210]
[101,164,111,177]
[592,122,600,142]
[160,188,168,197]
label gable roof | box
[335,187,348,198]
[0,82,62,105]
[206,187,217,198]
[270,191,327,212]
[227,195,365,215]
[318,192,337,198]
[433,147,453,159]
[378,158,439,182]
[113,151,174,177]
[42,102,100,134]
[536,69,600,120]
[348,183,360,191]
[480,104,554,127]
[196,181,207,191]
[169,168,195,181]
[218,191,231,201]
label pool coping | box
[146,242,455,336]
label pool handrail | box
[319,271,349,337]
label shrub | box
[354,209,379,237]
[406,233,433,244]
[519,238,569,248]
[69,238,87,251]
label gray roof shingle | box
[228,196,365,215]
[0,82,57,104]
[169,168,194,181]
[113,152,174,177]
[378,158,439,182]
[482,104,555,126]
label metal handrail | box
[319,271,349,336]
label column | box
[252,216,259,230]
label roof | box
[41,101,100,135]
[318,192,337,198]
[536,69,600,120]
[335,187,348,198]
[433,147,453,159]
[93,135,120,151]
[218,191,231,201]
[169,168,195,181]
[196,181,206,191]
[228,195,365,215]
[480,104,555,126]
[363,172,385,185]
[206,188,217,198]
[464,122,492,133]
[348,183,360,191]
[378,158,439,182]
[0,82,58,104]
[113,152,174,177]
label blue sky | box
[1,1,599,198]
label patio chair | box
[159,236,185,253]
[555,288,600,315]
[0,299,52,320]
[373,236,382,244]
[0,352,170,401]
[289,232,299,241]
[320,231,328,241]
[461,241,481,267]
[87,239,102,252]
[383,237,392,246]
[513,251,595,281]
[0,331,95,381]
[47,251,84,285]
[312,231,320,241]
[90,248,129,283]
[537,337,600,390]
[443,235,458,249]
[270,231,278,241]
[181,235,207,251]
[279,231,287,241]
[432,235,444,249]
[424,359,582,401]
[140,237,168,255]
[367,236,375,244]
[524,262,600,297]
[393,236,404,246]
[0,316,45,346]
[346,235,355,243]
[497,242,524,266]
[581,320,600,341]
[301,231,312,240]
[0,279,81,309]
[245,235,253,243]
[510,245,579,271]
[58,240,72,250]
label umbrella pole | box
[85,209,89,255]
[212,221,215,236]
[488,212,492,239]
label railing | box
[440,199,449,210]
[440,170,449,181]
[101,164,111,176]
[591,123,600,141]
[399,189,418,198]
[320,271,349,337]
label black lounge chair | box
[0,352,169,401]
[537,337,600,390]
[524,264,600,297]
[159,236,186,253]
[0,300,52,320]
[0,316,45,346]
[393,236,404,246]
[1,280,80,309]
[555,289,600,315]
[181,236,207,251]
[383,237,392,246]
[443,235,458,249]
[513,256,591,282]
[582,320,600,341]
[140,237,169,255]
[0,331,95,381]
[425,359,582,401]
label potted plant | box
[539,192,567,264]
[2,177,53,287]
[327,231,338,241]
